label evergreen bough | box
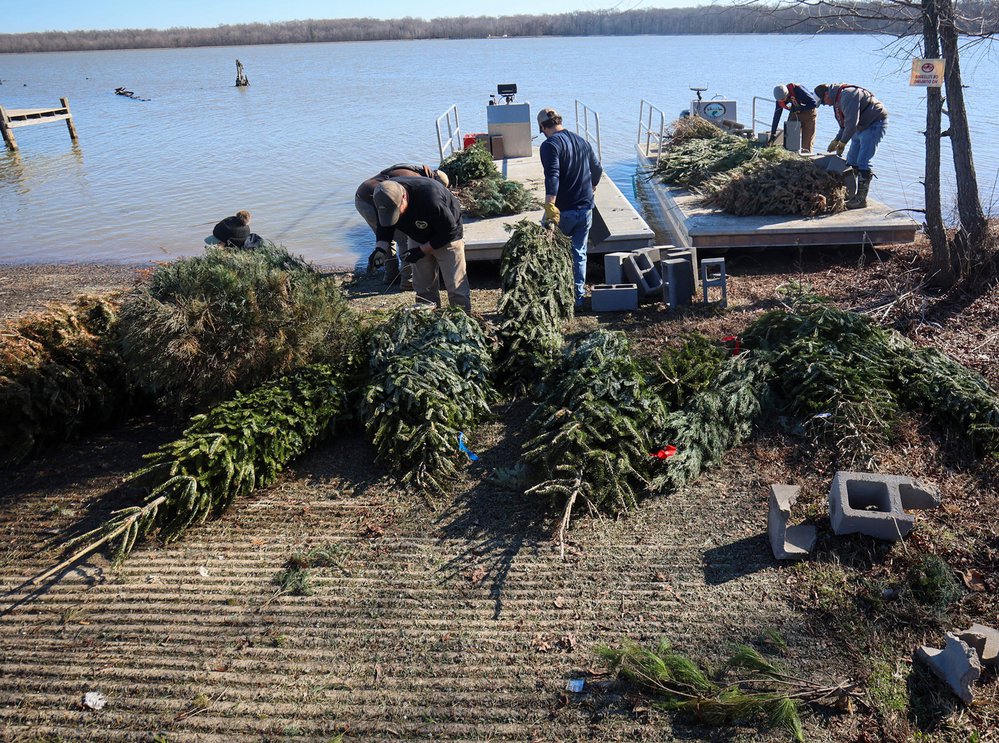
[652,353,771,493]
[0,296,132,465]
[495,221,574,396]
[462,177,538,218]
[599,639,861,742]
[524,331,668,539]
[438,143,498,186]
[362,306,493,494]
[119,244,359,411]
[47,363,347,571]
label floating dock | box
[462,149,653,261]
[0,98,78,151]
[636,146,918,254]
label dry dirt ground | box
[0,242,997,742]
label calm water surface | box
[2,35,997,264]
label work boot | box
[383,257,400,286]
[400,262,414,291]
[846,170,873,210]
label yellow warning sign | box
[910,58,945,87]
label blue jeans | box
[846,119,887,172]
[554,207,593,303]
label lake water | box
[2,34,997,265]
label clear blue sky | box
[6,1,705,34]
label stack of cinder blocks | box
[594,245,697,312]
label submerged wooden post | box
[0,105,17,151]
[235,59,249,87]
[60,97,78,142]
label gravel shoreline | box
[0,263,144,321]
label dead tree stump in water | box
[235,60,249,87]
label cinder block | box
[663,257,695,308]
[768,484,816,560]
[633,246,661,265]
[700,257,727,308]
[603,252,632,285]
[958,624,999,667]
[622,253,664,297]
[828,471,940,541]
[916,633,982,703]
[591,284,638,313]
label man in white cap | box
[769,83,819,154]
[356,164,450,289]
[537,106,603,308]
[372,177,470,312]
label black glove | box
[367,246,387,272]
[404,246,425,264]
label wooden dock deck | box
[462,150,653,261]
[0,98,78,151]
[636,146,918,253]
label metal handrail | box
[573,99,602,163]
[436,104,462,163]
[751,95,774,139]
[637,99,667,168]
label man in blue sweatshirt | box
[537,106,603,307]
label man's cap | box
[373,180,405,227]
[537,107,560,130]
[774,84,789,101]
[814,84,830,99]
[433,169,450,188]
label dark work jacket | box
[375,176,463,249]
[770,83,819,135]
[212,215,251,247]
[539,129,602,211]
[355,165,435,203]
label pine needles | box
[0,296,132,465]
[494,221,574,396]
[524,331,668,538]
[41,363,348,573]
[439,143,536,217]
[119,244,359,411]
[598,639,862,742]
[362,306,493,494]
[652,353,771,493]
[702,157,846,216]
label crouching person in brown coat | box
[372,177,470,312]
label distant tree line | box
[1,2,996,54]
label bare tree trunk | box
[938,0,987,256]
[921,0,952,282]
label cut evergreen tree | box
[0,296,133,465]
[494,221,574,396]
[598,639,861,742]
[35,363,347,578]
[652,353,771,493]
[523,330,668,550]
[462,177,538,218]
[438,143,498,185]
[701,156,843,216]
[362,306,493,494]
[652,333,730,411]
[119,244,360,411]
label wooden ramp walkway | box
[462,151,653,261]
[636,147,918,253]
[0,98,78,151]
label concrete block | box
[958,623,999,667]
[663,257,695,308]
[622,253,664,298]
[603,252,632,285]
[633,246,661,265]
[591,284,638,313]
[700,257,727,308]
[768,484,816,561]
[828,471,940,541]
[915,633,982,703]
